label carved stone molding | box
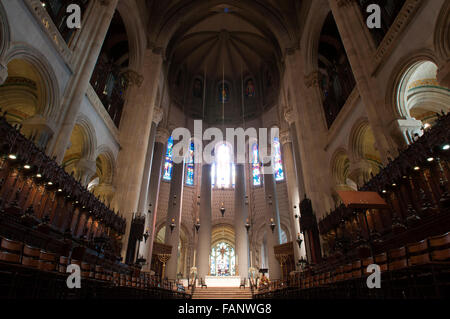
[152,107,164,125]
[23,0,73,70]
[304,71,321,88]
[86,84,120,143]
[279,130,292,145]
[284,107,297,125]
[121,69,144,88]
[155,127,170,144]
[372,0,422,74]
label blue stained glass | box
[273,137,284,181]
[251,143,262,186]
[186,142,195,185]
[163,136,174,181]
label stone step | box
[191,287,253,299]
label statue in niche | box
[245,79,256,97]
[193,79,203,98]
[219,83,230,103]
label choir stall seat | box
[0,238,23,263]
[429,232,450,262]
[38,251,57,272]
[22,245,40,268]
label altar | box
[204,276,242,287]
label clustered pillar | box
[196,163,212,280]
[234,163,249,279]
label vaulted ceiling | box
[142,0,304,121]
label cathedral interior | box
[0,0,449,300]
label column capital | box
[284,107,297,125]
[0,62,7,86]
[152,107,164,125]
[304,71,321,89]
[155,127,170,143]
[120,69,144,88]
[279,130,292,145]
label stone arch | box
[62,115,97,185]
[116,0,146,70]
[385,50,440,120]
[301,0,330,76]
[433,0,450,66]
[94,145,116,185]
[4,42,61,122]
[330,148,352,189]
[74,114,97,161]
[348,119,382,186]
[0,1,11,62]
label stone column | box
[279,130,304,265]
[136,107,163,216]
[112,49,163,259]
[262,160,282,280]
[437,61,450,89]
[328,0,398,161]
[51,0,119,162]
[0,63,7,85]
[141,127,169,271]
[197,163,212,280]
[284,50,334,221]
[234,164,249,279]
[164,158,185,280]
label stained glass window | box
[273,137,284,181]
[251,143,262,186]
[185,142,195,186]
[163,136,174,181]
[211,144,235,188]
[210,242,236,276]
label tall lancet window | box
[211,144,235,188]
[251,143,262,186]
[163,136,174,181]
[185,142,195,186]
[273,137,285,181]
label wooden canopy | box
[337,191,388,209]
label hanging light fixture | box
[170,218,176,233]
[220,202,226,217]
[245,219,251,232]
[195,219,201,233]
[143,229,150,242]
[296,233,303,248]
[270,218,276,233]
